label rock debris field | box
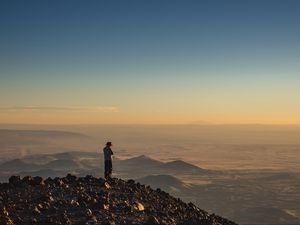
[0,175,237,225]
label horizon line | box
[1,123,300,126]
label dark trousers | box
[104,160,112,179]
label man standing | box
[103,142,114,180]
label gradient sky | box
[1,0,300,124]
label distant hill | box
[160,160,212,175]
[0,159,40,172]
[23,151,101,165]
[117,155,163,168]
[137,174,191,192]
[23,154,56,164]
[51,151,100,160]
[43,159,83,170]
[79,158,101,169]
[115,155,212,176]
[0,153,215,181]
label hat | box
[106,142,112,146]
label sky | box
[0,0,300,124]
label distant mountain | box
[43,159,83,170]
[118,155,163,168]
[52,151,100,160]
[0,159,40,172]
[114,155,164,177]
[23,154,56,164]
[79,158,101,169]
[160,160,212,174]
[23,151,101,165]
[137,174,191,193]
[0,157,92,175]
[115,155,213,177]
[0,152,222,184]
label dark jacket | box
[103,146,113,161]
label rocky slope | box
[0,175,237,225]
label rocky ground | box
[0,175,237,225]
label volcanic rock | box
[0,175,238,225]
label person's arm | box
[110,149,114,155]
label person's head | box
[106,142,112,147]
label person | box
[103,141,114,179]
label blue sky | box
[0,0,300,124]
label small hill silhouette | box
[0,159,40,172]
[51,151,100,160]
[160,160,211,174]
[44,159,82,170]
[0,175,237,225]
[118,155,163,168]
[137,174,191,192]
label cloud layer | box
[0,106,119,113]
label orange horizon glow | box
[1,110,300,125]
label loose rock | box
[0,175,237,225]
